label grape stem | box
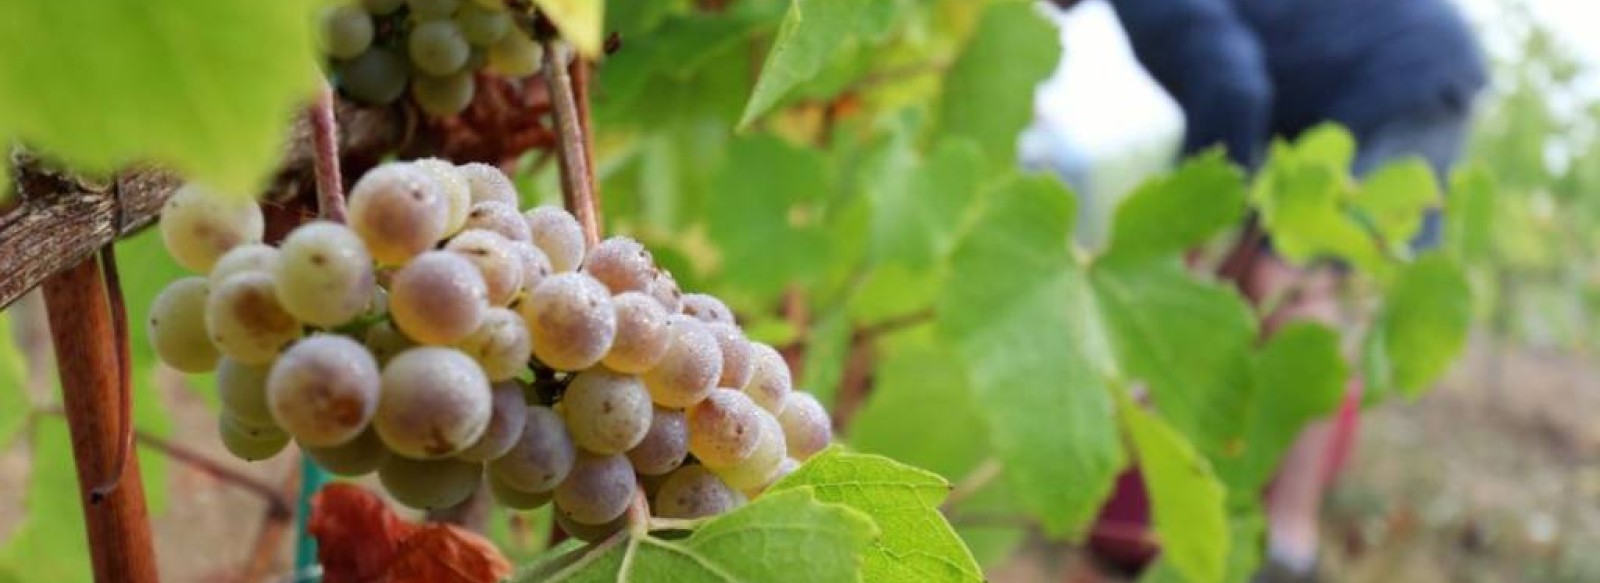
[539,40,602,247]
[308,80,348,224]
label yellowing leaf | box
[535,0,605,58]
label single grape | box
[742,342,792,414]
[523,205,585,272]
[266,335,381,447]
[456,163,519,207]
[552,507,627,542]
[217,357,273,428]
[445,229,523,307]
[321,5,373,59]
[409,19,470,77]
[641,316,722,408]
[454,308,532,381]
[379,455,483,510]
[744,457,800,498]
[553,452,634,525]
[206,272,301,365]
[406,0,462,20]
[519,272,616,371]
[456,380,529,462]
[274,221,375,327]
[647,268,683,314]
[148,277,219,373]
[711,409,785,490]
[626,406,688,476]
[413,158,472,236]
[364,0,405,15]
[487,30,543,78]
[489,471,552,510]
[455,4,510,46]
[220,414,290,461]
[601,292,672,374]
[301,427,388,477]
[708,322,755,390]
[686,388,762,468]
[389,251,488,345]
[512,242,553,300]
[490,406,575,493]
[363,320,417,365]
[680,293,735,326]
[208,244,280,289]
[582,236,655,295]
[654,465,745,520]
[374,347,492,458]
[159,184,264,273]
[463,201,532,243]
[777,392,831,461]
[412,70,475,116]
[338,47,410,105]
[562,368,652,455]
[348,162,450,265]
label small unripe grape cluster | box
[149,160,832,539]
[319,0,546,116]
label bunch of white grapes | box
[148,159,833,540]
[320,0,546,116]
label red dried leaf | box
[309,483,510,583]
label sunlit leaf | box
[935,2,1058,167]
[533,0,605,58]
[1118,396,1229,583]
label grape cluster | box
[149,160,832,539]
[320,0,545,116]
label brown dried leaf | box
[310,483,509,583]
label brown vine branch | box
[89,246,132,501]
[540,40,601,245]
[134,428,293,519]
[309,81,348,223]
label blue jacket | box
[1106,0,1487,169]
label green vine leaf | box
[738,0,891,129]
[1218,323,1348,493]
[935,2,1059,168]
[0,418,91,582]
[1370,255,1472,397]
[1350,158,1439,253]
[1117,395,1229,583]
[865,137,986,270]
[705,136,834,297]
[1104,153,1247,264]
[0,0,323,198]
[769,448,984,583]
[533,0,605,58]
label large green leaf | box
[1351,158,1439,252]
[705,136,834,296]
[1252,132,1383,271]
[0,0,322,198]
[934,2,1058,167]
[1118,396,1229,583]
[1445,163,1496,264]
[1372,255,1472,396]
[0,312,27,449]
[600,13,772,116]
[522,489,875,583]
[1104,153,1247,264]
[1218,323,1347,494]
[0,418,92,582]
[938,175,1124,537]
[1139,511,1265,583]
[866,137,985,269]
[770,449,984,583]
[848,330,987,479]
[739,0,892,128]
[800,306,852,408]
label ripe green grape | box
[445,229,523,307]
[148,277,220,373]
[456,380,529,462]
[553,452,634,525]
[413,158,472,236]
[209,244,280,289]
[217,357,273,428]
[648,268,683,314]
[274,221,375,327]
[379,455,482,510]
[364,0,405,14]
[489,406,574,493]
[454,308,531,381]
[562,368,652,455]
[266,335,381,447]
[410,20,470,76]
[654,465,745,520]
[489,471,552,510]
[642,316,722,408]
[406,0,462,20]
[711,409,785,490]
[348,162,450,265]
[220,415,290,461]
[778,392,831,461]
[686,388,762,468]
[519,272,615,371]
[512,242,553,300]
[206,272,301,365]
[601,292,672,374]
[374,347,492,458]
[523,206,585,272]
[680,293,735,326]
[338,47,410,105]
[582,236,655,295]
[707,323,754,390]
[744,342,793,414]
[552,507,627,542]
[463,201,531,243]
[626,406,688,476]
[389,251,488,345]
[456,163,519,207]
[321,5,373,59]
[487,30,543,78]
[363,320,417,365]
[412,70,475,116]
[455,4,511,46]
[302,427,388,477]
[159,184,264,273]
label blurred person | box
[1047,0,1486,581]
